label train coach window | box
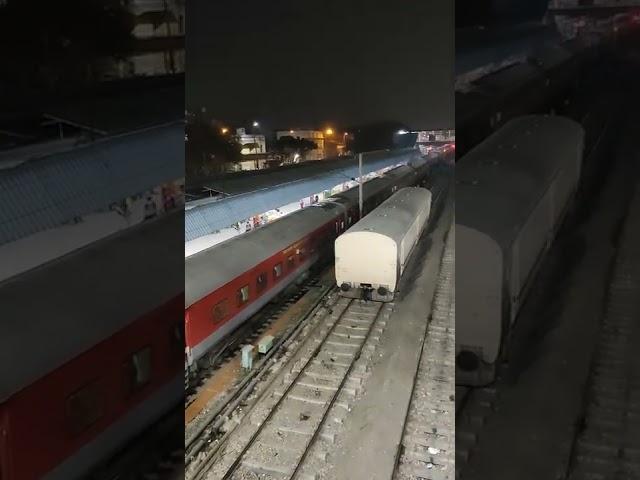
[256,272,267,293]
[273,263,283,280]
[66,381,104,435]
[127,347,152,392]
[287,256,295,270]
[212,299,229,323]
[170,323,184,364]
[237,285,250,305]
[172,322,184,345]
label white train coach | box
[335,187,432,302]
[456,115,585,386]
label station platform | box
[185,148,424,252]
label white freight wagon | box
[456,115,584,386]
[335,187,432,302]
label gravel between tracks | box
[395,225,455,480]
[567,183,640,480]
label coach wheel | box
[340,283,351,292]
[377,286,388,296]
[456,350,480,372]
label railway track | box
[394,227,455,480]
[188,297,392,480]
[455,387,499,477]
[566,185,640,480]
[185,284,337,452]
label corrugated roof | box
[0,122,183,246]
[341,187,431,246]
[185,149,420,242]
[187,150,405,197]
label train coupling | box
[338,282,394,302]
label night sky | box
[187,0,453,130]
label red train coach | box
[0,212,183,480]
[185,203,349,369]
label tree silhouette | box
[275,135,318,162]
[186,118,242,175]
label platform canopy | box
[185,148,420,242]
[0,122,184,246]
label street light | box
[253,121,259,127]
[397,129,409,135]
[325,128,334,136]
[221,127,229,134]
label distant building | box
[276,130,326,160]
[234,154,270,171]
[416,129,455,156]
[324,135,343,157]
[97,0,185,80]
[130,0,185,38]
[418,129,455,143]
[236,128,267,155]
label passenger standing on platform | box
[143,195,157,221]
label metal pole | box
[358,153,363,219]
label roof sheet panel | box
[0,122,183,246]
[456,115,584,250]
